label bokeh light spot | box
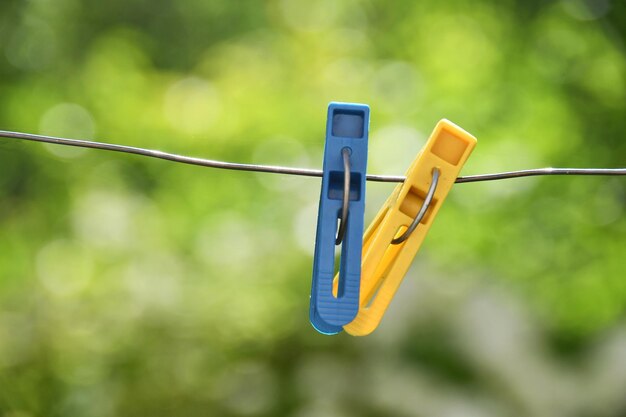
[164,77,221,136]
[36,240,94,296]
[279,0,339,32]
[39,103,95,158]
[5,19,57,71]
[561,0,611,20]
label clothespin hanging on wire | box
[310,102,370,334]
[336,119,477,336]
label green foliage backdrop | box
[0,0,625,416]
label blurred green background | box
[1,0,625,415]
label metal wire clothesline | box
[0,130,625,183]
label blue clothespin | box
[310,102,370,334]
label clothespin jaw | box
[310,102,370,334]
[340,119,477,336]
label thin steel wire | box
[335,148,351,245]
[391,167,440,245]
[1,130,625,183]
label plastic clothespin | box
[310,102,370,335]
[338,119,477,336]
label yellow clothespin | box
[335,119,477,336]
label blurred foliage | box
[0,0,625,416]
